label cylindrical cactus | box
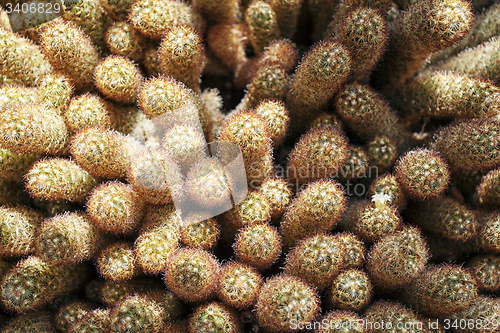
[468,254,500,293]
[475,167,500,209]
[64,93,114,133]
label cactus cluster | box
[2,0,500,331]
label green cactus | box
[328,268,373,312]
[218,261,263,309]
[188,302,241,333]
[0,205,45,256]
[109,294,165,333]
[97,241,139,282]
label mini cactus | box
[366,225,429,290]
[475,167,500,209]
[286,40,351,136]
[337,232,366,269]
[431,118,500,172]
[0,205,46,256]
[258,177,292,219]
[367,135,398,174]
[0,85,39,108]
[37,73,73,113]
[218,261,263,309]
[0,149,41,182]
[287,127,349,187]
[405,196,479,243]
[476,211,500,253]
[269,0,302,39]
[308,113,344,131]
[86,181,145,235]
[0,103,69,156]
[134,205,181,274]
[158,25,205,92]
[284,232,344,291]
[39,18,99,91]
[339,199,402,244]
[64,93,114,133]
[109,294,164,333]
[280,179,347,248]
[35,211,105,265]
[338,145,369,181]
[363,300,427,333]
[0,256,89,313]
[394,148,450,200]
[128,0,202,40]
[105,21,145,62]
[328,268,373,312]
[468,254,500,293]
[234,222,282,270]
[402,264,478,317]
[244,1,280,55]
[0,26,53,86]
[368,173,407,210]
[222,190,272,236]
[54,300,94,332]
[3,311,56,333]
[97,242,139,282]
[188,302,241,333]
[162,123,207,170]
[25,158,97,202]
[254,274,320,332]
[391,71,500,122]
[163,247,220,302]
[371,0,473,91]
[93,55,143,104]
[70,309,111,333]
[70,126,131,179]
[448,296,500,333]
[179,212,219,250]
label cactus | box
[286,40,351,136]
[192,0,238,24]
[39,18,99,91]
[218,261,262,309]
[363,300,427,333]
[280,179,347,248]
[402,264,478,317]
[245,1,280,55]
[476,211,500,253]
[405,196,479,243]
[287,128,349,187]
[475,167,500,209]
[0,256,89,313]
[128,0,202,40]
[179,213,219,250]
[162,123,207,170]
[54,300,94,332]
[70,309,111,333]
[188,302,241,333]
[308,113,344,131]
[448,296,500,333]
[0,103,69,155]
[468,254,500,293]
[105,21,146,62]
[93,55,143,104]
[134,205,181,274]
[394,148,450,200]
[0,149,41,182]
[3,311,56,333]
[0,26,53,86]
[367,135,398,174]
[234,222,282,270]
[64,93,114,133]
[366,225,429,290]
[390,71,500,122]
[109,295,164,333]
[328,268,373,312]
[0,85,39,108]
[86,181,145,235]
[284,232,344,291]
[164,247,220,302]
[97,242,139,282]
[0,206,45,256]
[371,0,473,91]
[337,232,366,269]
[338,145,369,181]
[431,118,500,172]
[258,177,292,219]
[254,274,320,332]
[158,25,204,93]
[339,199,402,244]
[25,158,97,202]
[35,211,105,265]
[368,173,407,210]
[37,73,73,113]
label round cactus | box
[37,73,73,113]
[64,93,114,133]
[284,232,344,291]
[287,128,350,187]
[180,213,219,250]
[475,167,500,209]
[86,181,145,235]
[468,254,500,293]
[258,177,292,219]
[234,222,282,271]
[328,269,373,312]
[218,261,263,309]
[0,148,41,182]
[93,55,143,104]
[162,123,207,170]
[368,173,407,210]
[280,179,347,248]
[367,135,398,175]
[109,295,164,333]
[164,247,220,302]
[337,232,366,269]
[254,274,320,332]
[35,211,105,265]
[70,309,111,333]
[188,302,241,333]
[54,300,94,332]
[97,242,139,282]
[105,21,145,62]
[366,225,429,290]
[0,205,46,256]
[395,148,450,200]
